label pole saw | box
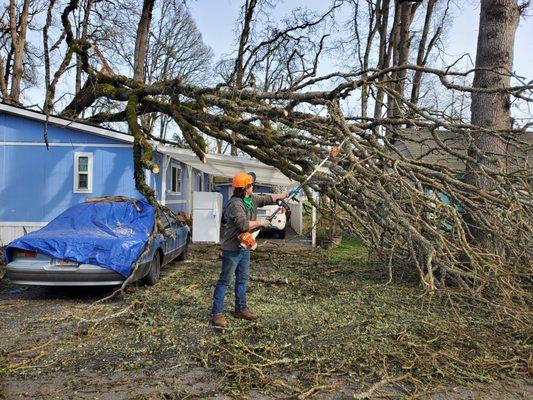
[238,138,348,250]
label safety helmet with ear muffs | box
[233,172,253,188]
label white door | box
[192,192,223,243]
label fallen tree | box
[43,0,533,322]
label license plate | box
[55,259,78,266]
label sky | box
[188,0,533,79]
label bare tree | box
[215,0,340,155]
[0,0,43,104]
[59,0,212,142]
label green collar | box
[242,196,253,211]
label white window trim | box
[165,199,187,205]
[169,165,182,195]
[73,152,93,194]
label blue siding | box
[150,152,164,201]
[0,113,126,144]
[215,184,231,208]
[165,159,189,214]
[193,170,210,192]
[0,145,138,222]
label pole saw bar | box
[269,137,348,220]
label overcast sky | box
[188,0,532,79]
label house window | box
[73,152,93,193]
[171,165,181,194]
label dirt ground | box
[0,232,531,399]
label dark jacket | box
[222,194,274,251]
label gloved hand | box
[288,188,300,198]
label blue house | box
[0,103,211,245]
[0,103,297,245]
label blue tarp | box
[6,199,155,277]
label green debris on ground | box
[1,240,531,398]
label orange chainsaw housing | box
[237,231,257,249]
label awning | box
[156,145,295,187]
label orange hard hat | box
[233,172,253,188]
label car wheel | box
[277,228,286,239]
[141,251,161,286]
[177,241,189,261]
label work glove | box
[288,188,300,198]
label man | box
[211,172,288,328]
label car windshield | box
[166,214,177,227]
[156,211,172,230]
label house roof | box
[156,145,294,187]
[0,102,294,186]
[0,102,134,143]
[396,128,532,172]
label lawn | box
[0,239,530,399]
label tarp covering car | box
[5,199,155,277]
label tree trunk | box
[320,195,342,250]
[133,0,156,81]
[359,0,380,121]
[231,0,257,156]
[76,0,94,95]
[373,0,391,120]
[410,0,438,105]
[8,0,30,104]
[389,0,420,120]
[467,1,519,189]
[234,0,256,89]
[466,0,520,246]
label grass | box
[1,239,531,398]
[322,236,368,264]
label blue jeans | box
[212,250,250,315]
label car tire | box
[277,228,286,239]
[177,241,189,261]
[141,251,161,286]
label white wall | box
[0,223,47,246]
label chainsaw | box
[237,140,347,250]
[237,199,291,250]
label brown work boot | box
[212,313,227,328]
[234,308,258,321]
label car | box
[256,202,291,239]
[4,202,189,286]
